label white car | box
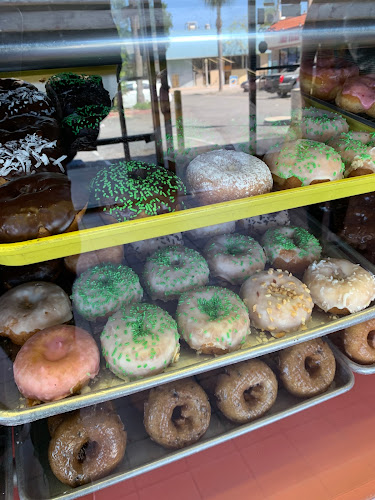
[122,80,161,108]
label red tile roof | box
[267,14,306,32]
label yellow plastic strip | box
[2,175,375,266]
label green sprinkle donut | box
[89,161,187,222]
[143,245,209,301]
[62,104,110,136]
[48,72,103,90]
[176,285,250,354]
[101,302,180,380]
[72,263,143,320]
[262,226,322,275]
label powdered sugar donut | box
[298,107,349,142]
[237,210,290,236]
[240,269,313,336]
[177,286,250,354]
[186,149,272,205]
[0,282,72,345]
[101,303,180,380]
[127,233,183,260]
[72,263,143,320]
[303,258,375,314]
[264,139,345,189]
[184,221,235,241]
[203,233,266,285]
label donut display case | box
[2,0,375,499]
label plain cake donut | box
[278,338,336,397]
[214,359,278,423]
[303,258,375,314]
[186,149,272,205]
[341,318,375,364]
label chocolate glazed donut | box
[278,338,336,397]
[48,403,126,487]
[214,359,278,423]
[144,378,211,449]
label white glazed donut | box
[298,107,349,142]
[101,303,180,380]
[0,282,72,345]
[346,148,375,177]
[264,139,345,188]
[327,131,375,167]
[203,233,266,285]
[143,245,209,301]
[240,269,313,337]
[184,221,236,241]
[177,286,250,354]
[237,210,290,236]
[72,263,143,320]
[127,233,183,260]
[303,258,375,314]
[186,149,272,205]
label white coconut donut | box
[177,286,250,354]
[186,149,272,205]
[298,107,349,142]
[303,258,375,314]
[0,282,72,345]
[127,233,183,260]
[101,303,180,380]
[184,221,236,241]
[240,269,313,337]
[203,233,266,285]
[143,245,209,301]
[264,139,345,188]
[237,210,290,236]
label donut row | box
[46,337,336,488]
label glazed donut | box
[184,221,235,241]
[0,282,72,345]
[341,318,375,364]
[13,325,100,402]
[278,338,336,397]
[89,161,186,222]
[237,210,290,237]
[0,259,62,289]
[0,173,86,243]
[299,59,359,101]
[240,269,313,336]
[264,139,345,189]
[261,226,322,275]
[64,245,124,274]
[177,286,250,354]
[303,258,375,314]
[72,263,143,320]
[144,378,211,449]
[186,149,272,205]
[203,233,266,285]
[101,303,180,380]
[297,107,349,142]
[327,131,375,169]
[336,75,375,118]
[48,403,126,486]
[128,233,183,260]
[143,245,209,301]
[214,359,278,423]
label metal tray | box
[0,223,373,426]
[0,426,13,500]
[327,338,375,375]
[14,353,354,500]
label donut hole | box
[226,245,244,256]
[304,356,321,377]
[243,384,262,405]
[171,405,187,427]
[77,440,99,463]
[367,330,375,349]
[171,259,182,268]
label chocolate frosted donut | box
[144,378,211,449]
[215,359,278,423]
[0,78,38,93]
[0,172,85,243]
[278,338,336,397]
[0,115,61,143]
[1,259,62,289]
[90,161,186,222]
[48,403,126,487]
[0,86,55,122]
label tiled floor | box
[17,374,375,500]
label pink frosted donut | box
[336,76,375,118]
[13,325,100,402]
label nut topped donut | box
[186,149,272,205]
[144,378,211,449]
[240,269,313,336]
[177,286,250,354]
[303,258,375,314]
[0,282,72,345]
[203,233,266,285]
[143,245,209,301]
[262,226,322,275]
[264,139,345,189]
[0,172,85,243]
[101,303,180,380]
